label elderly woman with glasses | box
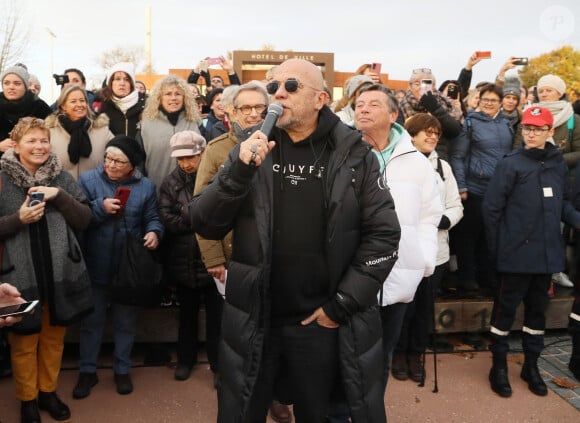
[391,113,463,383]
[450,83,514,293]
[0,117,92,423]
[399,68,462,161]
[74,135,163,399]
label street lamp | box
[46,27,56,103]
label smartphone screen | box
[420,79,433,96]
[447,84,459,100]
[0,300,39,318]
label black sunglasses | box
[266,79,303,95]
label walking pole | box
[430,276,439,393]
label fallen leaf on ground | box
[552,377,580,389]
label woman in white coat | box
[392,113,463,382]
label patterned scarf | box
[399,90,461,121]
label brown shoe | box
[269,400,292,423]
[391,352,409,380]
[408,353,425,383]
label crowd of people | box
[0,51,580,423]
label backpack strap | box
[568,115,575,143]
[436,157,445,181]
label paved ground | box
[0,330,578,422]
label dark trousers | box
[380,302,408,389]
[176,284,223,372]
[246,323,340,423]
[490,273,551,357]
[396,264,446,354]
[452,194,495,288]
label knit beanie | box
[346,75,373,97]
[105,135,145,167]
[106,62,136,86]
[537,74,566,96]
[1,64,30,89]
[502,77,522,103]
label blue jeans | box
[380,302,408,390]
[79,284,139,374]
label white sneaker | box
[551,272,574,288]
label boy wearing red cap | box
[482,106,580,398]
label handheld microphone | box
[250,103,283,166]
[259,103,283,138]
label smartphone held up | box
[420,79,433,96]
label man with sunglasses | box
[189,58,400,422]
[483,106,580,398]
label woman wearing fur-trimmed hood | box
[46,84,114,180]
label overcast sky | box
[14,0,580,103]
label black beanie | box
[105,135,145,167]
[206,87,224,107]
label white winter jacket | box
[426,150,463,265]
[378,124,442,305]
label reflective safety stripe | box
[570,313,580,322]
[490,326,510,337]
[522,326,545,336]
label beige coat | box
[193,131,237,268]
[46,113,114,181]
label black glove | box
[438,215,451,230]
[419,92,439,112]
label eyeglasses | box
[266,78,310,95]
[236,104,267,115]
[521,126,550,136]
[105,156,129,166]
[424,128,441,138]
[412,68,432,74]
[480,97,500,104]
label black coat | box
[0,91,51,140]
[101,93,146,138]
[158,166,210,289]
[190,116,400,422]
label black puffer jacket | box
[158,166,210,289]
[101,92,146,138]
[190,113,400,423]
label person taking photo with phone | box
[399,68,462,161]
[0,117,93,423]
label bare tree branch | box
[0,0,30,74]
